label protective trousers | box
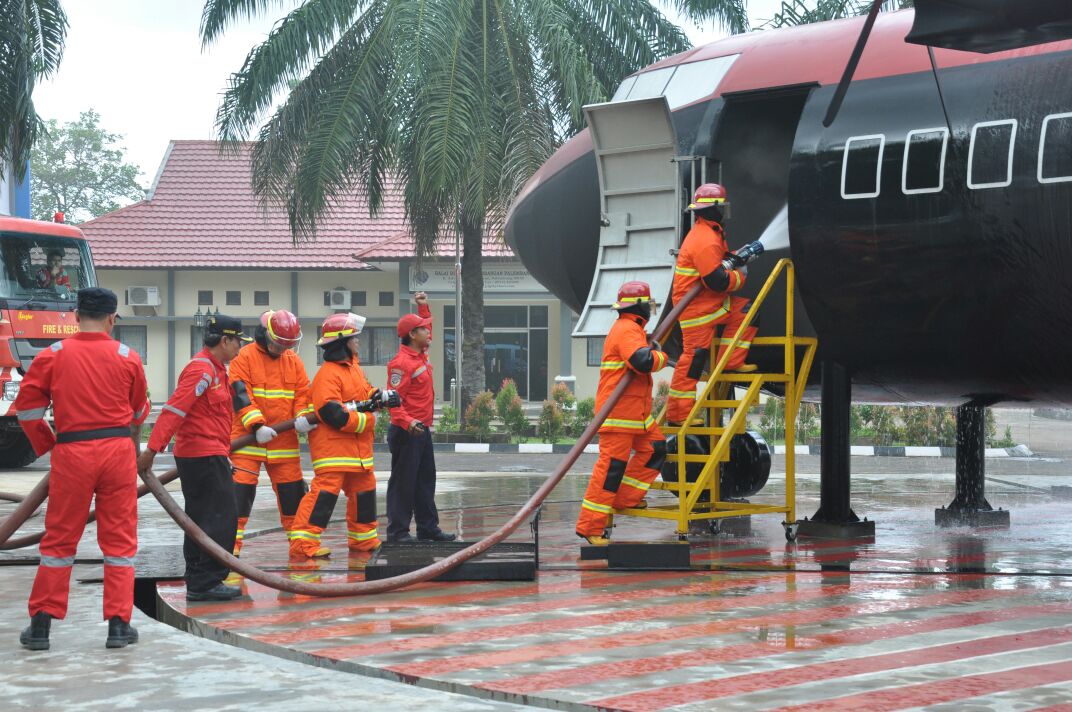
[231,456,306,555]
[288,469,379,556]
[29,438,137,622]
[576,429,666,537]
[386,425,440,539]
[177,455,237,593]
[667,295,755,423]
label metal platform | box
[365,541,537,582]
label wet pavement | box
[4,450,1072,709]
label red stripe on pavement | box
[382,578,925,676]
[477,594,1066,694]
[592,623,1072,711]
[263,573,777,646]
[774,660,1072,712]
[211,570,710,629]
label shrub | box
[758,397,785,442]
[496,379,519,421]
[653,380,670,421]
[537,400,565,443]
[551,382,575,412]
[569,396,596,437]
[464,390,496,441]
[374,408,390,442]
[439,405,460,433]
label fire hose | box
[0,284,703,596]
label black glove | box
[381,389,401,408]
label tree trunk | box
[460,216,486,410]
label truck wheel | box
[0,430,38,468]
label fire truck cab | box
[0,216,97,466]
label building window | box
[323,291,331,307]
[841,135,884,199]
[114,325,147,364]
[902,128,948,195]
[226,290,241,306]
[190,326,204,357]
[1038,112,1072,184]
[351,290,366,307]
[358,326,396,366]
[968,119,1017,189]
[254,290,270,306]
[587,337,604,367]
[443,303,549,400]
[198,290,213,306]
[379,291,394,307]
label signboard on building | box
[409,261,544,293]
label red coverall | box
[229,342,313,553]
[289,357,380,556]
[15,333,150,622]
[667,217,754,423]
[576,312,669,538]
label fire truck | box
[0,215,97,467]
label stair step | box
[659,426,725,436]
[718,373,789,382]
[699,400,742,408]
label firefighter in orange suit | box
[17,288,150,651]
[576,281,669,546]
[666,183,756,425]
[229,309,315,555]
[288,313,399,558]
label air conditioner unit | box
[126,286,161,307]
[329,287,349,308]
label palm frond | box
[201,0,296,46]
[662,0,749,35]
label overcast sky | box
[33,0,788,185]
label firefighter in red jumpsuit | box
[137,315,250,601]
[576,281,669,546]
[17,288,150,650]
[385,292,455,543]
[666,183,756,425]
[229,309,314,555]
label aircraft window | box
[1038,112,1072,184]
[968,119,1017,189]
[627,67,675,100]
[661,55,738,110]
[613,76,637,101]
[841,135,885,199]
[902,128,948,195]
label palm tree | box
[0,0,67,183]
[203,0,747,405]
[762,0,911,28]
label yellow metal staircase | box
[611,259,817,540]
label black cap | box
[206,314,252,342]
[77,287,119,316]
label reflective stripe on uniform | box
[674,266,700,277]
[603,415,656,430]
[240,409,264,426]
[287,530,321,542]
[668,388,695,399]
[234,446,267,458]
[16,407,47,421]
[298,405,315,416]
[412,365,428,379]
[250,388,295,399]
[621,475,652,491]
[347,529,379,542]
[103,555,135,567]
[235,528,244,541]
[581,499,613,514]
[266,449,300,460]
[162,404,187,418]
[600,360,626,370]
[312,456,374,470]
[719,337,752,349]
[40,555,75,567]
[351,411,368,433]
[680,297,732,329]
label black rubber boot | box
[186,583,242,601]
[19,612,51,651]
[417,530,457,542]
[105,617,139,649]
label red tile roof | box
[80,140,512,269]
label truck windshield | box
[0,232,95,307]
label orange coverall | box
[229,342,313,553]
[666,217,754,423]
[576,312,669,537]
[288,357,380,556]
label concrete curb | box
[361,442,1034,458]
